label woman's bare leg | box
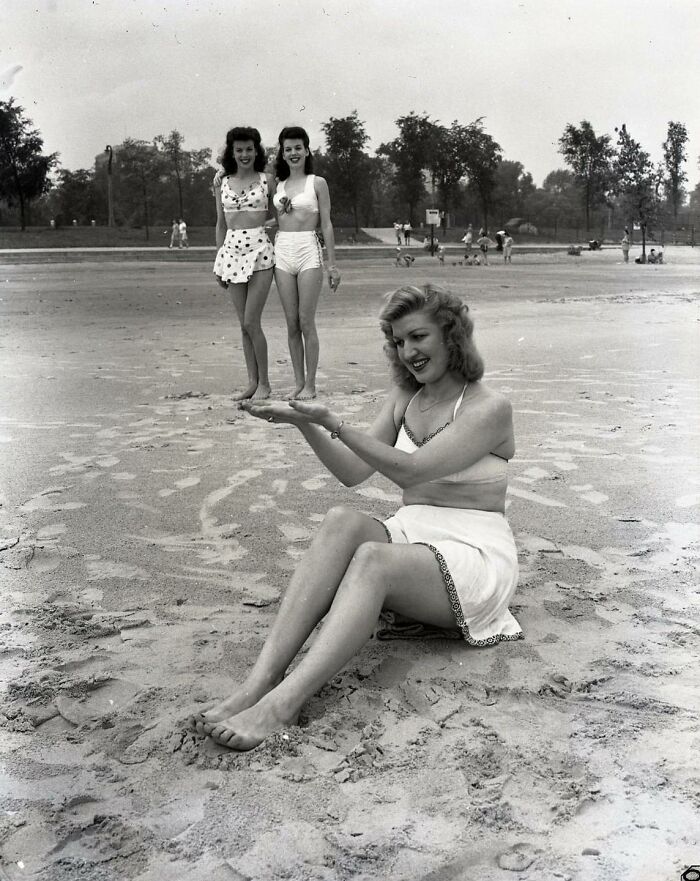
[189,507,388,733]
[295,267,323,399]
[242,269,273,398]
[274,269,305,397]
[229,283,258,400]
[203,542,458,750]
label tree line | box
[1,97,698,245]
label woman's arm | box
[315,176,340,291]
[214,177,227,248]
[294,390,513,488]
[264,173,278,231]
[241,389,406,487]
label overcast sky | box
[3,0,699,189]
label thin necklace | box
[417,385,466,412]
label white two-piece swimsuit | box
[272,175,324,275]
[380,386,523,646]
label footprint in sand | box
[36,523,68,540]
[20,487,86,513]
[302,477,328,491]
[174,476,201,489]
[86,559,149,581]
[570,484,609,505]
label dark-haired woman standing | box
[272,126,340,400]
[214,126,276,400]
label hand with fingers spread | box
[240,398,337,431]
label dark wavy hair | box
[220,127,267,175]
[275,126,313,180]
[379,284,484,390]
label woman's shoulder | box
[460,383,512,418]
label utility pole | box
[105,145,115,228]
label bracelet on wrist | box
[330,420,344,440]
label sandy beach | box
[1,249,698,881]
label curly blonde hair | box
[379,284,484,390]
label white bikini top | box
[273,174,319,213]
[395,386,508,486]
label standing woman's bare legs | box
[189,507,387,733]
[275,269,305,397]
[228,268,273,400]
[242,268,272,398]
[296,267,323,399]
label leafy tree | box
[117,138,165,240]
[613,124,660,260]
[0,97,58,229]
[155,130,212,219]
[320,111,372,232]
[462,121,502,232]
[378,112,437,225]
[661,121,688,224]
[48,168,105,225]
[492,160,535,225]
[429,121,474,232]
[558,120,614,232]
[531,169,580,235]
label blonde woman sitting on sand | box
[189,283,522,751]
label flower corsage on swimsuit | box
[278,196,293,214]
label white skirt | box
[213,227,274,284]
[381,505,522,646]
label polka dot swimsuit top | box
[220,173,269,214]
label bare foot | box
[202,695,298,752]
[251,384,271,400]
[294,386,317,401]
[232,384,258,402]
[285,385,305,401]
[188,676,279,736]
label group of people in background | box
[461,225,513,265]
[212,125,340,402]
[394,221,413,245]
[621,228,664,264]
[168,218,189,249]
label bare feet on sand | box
[201,695,298,752]
[292,386,317,401]
[233,383,270,402]
[285,385,305,401]
[188,676,280,736]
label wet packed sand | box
[0,250,698,881]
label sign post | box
[426,209,440,256]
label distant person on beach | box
[403,222,412,245]
[503,232,514,263]
[213,125,276,400]
[169,219,180,249]
[477,230,492,265]
[395,222,403,245]
[620,229,630,263]
[462,224,473,258]
[272,126,340,400]
[189,283,522,751]
[178,219,188,248]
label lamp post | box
[105,145,115,228]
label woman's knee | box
[299,314,318,337]
[321,505,367,535]
[242,317,264,338]
[349,542,392,577]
